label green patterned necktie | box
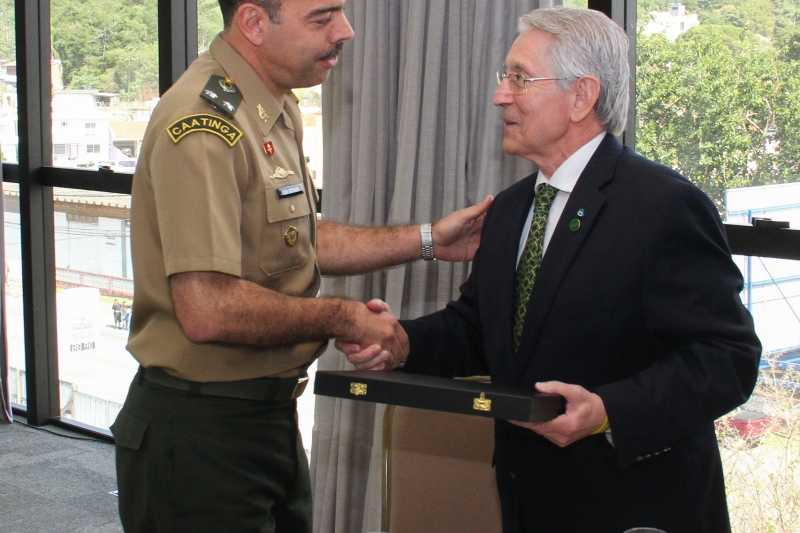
[512,183,559,352]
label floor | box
[0,418,122,533]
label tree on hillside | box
[636,30,800,211]
[0,0,13,62]
[773,0,800,52]
[700,0,776,38]
[198,0,223,54]
[50,0,158,99]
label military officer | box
[111,0,492,532]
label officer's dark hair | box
[218,0,282,29]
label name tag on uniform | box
[277,183,304,199]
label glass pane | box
[295,86,324,205]
[53,188,135,430]
[294,86,323,454]
[0,0,16,164]
[50,0,158,174]
[636,1,800,529]
[198,0,223,55]
[4,182,25,406]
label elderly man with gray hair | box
[342,6,761,533]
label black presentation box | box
[314,370,565,423]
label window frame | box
[7,0,799,439]
[8,0,198,438]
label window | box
[3,183,26,408]
[54,188,134,430]
[50,0,158,175]
[636,0,800,339]
[39,0,159,430]
[635,1,800,529]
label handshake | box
[335,299,407,371]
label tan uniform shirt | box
[127,35,324,382]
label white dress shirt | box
[516,133,606,268]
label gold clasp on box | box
[350,382,368,396]
[473,392,491,412]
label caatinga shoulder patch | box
[166,114,243,147]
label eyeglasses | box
[496,72,567,94]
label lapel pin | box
[257,103,270,122]
[577,208,585,217]
[264,141,275,156]
[570,219,581,232]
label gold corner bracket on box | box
[350,382,368,396]
[473,392,492,412]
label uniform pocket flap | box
[110,409,148,450]
[266,191,311,223]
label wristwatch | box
[420,223,435,261]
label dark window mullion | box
[589,0,636,148]
[39,167,133,195]
[15,0,58,425]
[159,0,198,95]
[617,0,636,149]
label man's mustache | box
[320,42,345,61]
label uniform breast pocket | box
[260,182,313,277]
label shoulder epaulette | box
[199,75,243,118]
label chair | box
[381,404,503,533]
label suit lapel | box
[512,135,623,382]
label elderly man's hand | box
[510,381,607,447]
[431,196,493,262]
[335,299,407,370]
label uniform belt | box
[137,367,309,401]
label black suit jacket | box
[402,135,761,533]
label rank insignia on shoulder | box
[167,114,244,147]
[200,75,243,118]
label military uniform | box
[112,36,322,533]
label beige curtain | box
[310,1,539,531]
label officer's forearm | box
[315,220,421,276]
[170,270,369,346]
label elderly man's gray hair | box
[519,6,630,136]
